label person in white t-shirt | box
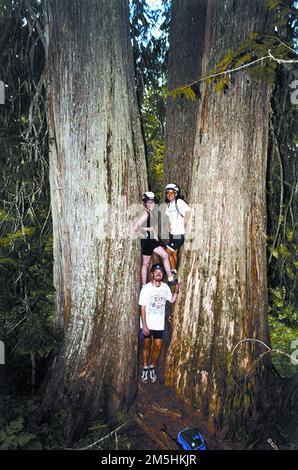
[139,263,179,383]
[165,183,190,276]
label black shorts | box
[166,234,185,252]
[141,238,161,256]
[142,329,164,340]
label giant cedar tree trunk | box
[165,0,272,435]
[164,0,207,199]
[43,0,147,440]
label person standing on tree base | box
[139,263,179,383]
[134,191,178,287]
[165,183,191,277]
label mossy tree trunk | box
[165,0,272,436]
[42,0,147,440]
[164,0,207,199]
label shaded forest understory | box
[1,337,298,450]
[0,0,298,450]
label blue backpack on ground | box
[177,427,207,450]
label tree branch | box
[230,338,293,382]
[268,49,298,64]
[79,423,127,450]
[169,48,298,95]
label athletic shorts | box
[142,329,164,340]
[166,234,185,252]
[141,238,162,256]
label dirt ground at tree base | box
[121,310,298,452]
[1,357,297,451]
[123,368,239,450]
[120,360,298,451]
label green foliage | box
[0,227,35,248]
[268,315,298,376]
[88,421,108,433]
[209,32,290,92]
[268,0,280,9]
[74,414,129,450]
[130,1,170,198]
[269,287,298,322]
[210,1,297,92]
[169,1,297,99]
[0,207,56,372]
[0,417,37,449]
[115,411,129,425]
[130,0,170,108]
[141,87,165,198]
[0,0,55,389]
[167,85,197,101]
[266,0,298,376]
[267,221,298,329]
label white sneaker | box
[149,366,157,383]
[140,367,149,383]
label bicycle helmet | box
[150,263,164,273]
[142,191,158,204]
[165,183,180,194]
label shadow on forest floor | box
[122,360,298,451]
[121,317,298,451]
[1,325,297,451]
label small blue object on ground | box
[177,427,207,450]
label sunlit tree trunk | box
[164,0,207,199]
[43,0,146,440]
[165,0,272,436]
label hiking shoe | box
[168,278,178,287]
[149,366,157,383]
[140,367,149,383]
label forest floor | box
[125,368,235,450]
[117,339,298,451]
[119,363,298,451]
[0,366,297,451]
[0,342,297,450]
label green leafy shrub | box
[0,417,38,449]
[268,315,298,377]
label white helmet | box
[142,191,157,203]
[165,183,180,193]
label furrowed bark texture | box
[164,0,207,199]
[43,0,147,439]
[165,0,272,435]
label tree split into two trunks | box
[165,0,273,437]
[42,0,147,441]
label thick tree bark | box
[42,0,147,440]
[164,0,207,199]
[165,0,272,435]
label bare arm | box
[168,283,180,304]
[134,210,158,240]
[140,305,149,336]
[133,211,148,238]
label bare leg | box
[151,252,160,264]
[172,250,178,270]
[141,255,151,286]
[153,246,173,280]
[166,247,178,271]
[149,339,163,367]
[143,338,151,367]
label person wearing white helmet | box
[164,183,190,275]
[134,191,178,287]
